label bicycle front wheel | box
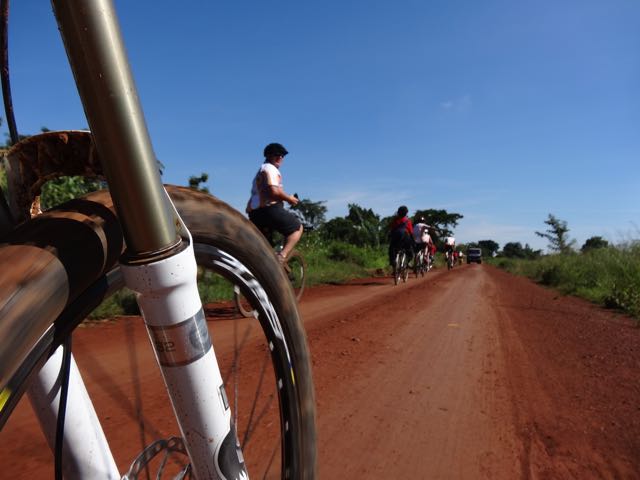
[172,187,317,479]
[1,187,316,480]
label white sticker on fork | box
[147,309,212,367]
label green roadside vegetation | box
[490,242,640,323]
[90,232,391,319]
[486,214,640,323]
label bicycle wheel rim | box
[172,188,316,479]
[195,243,305,478]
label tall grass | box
[292,233,388,285]
[494,242,640,321]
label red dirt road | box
[2,264,639,478]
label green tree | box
[319,203,382,247]
[581,236,609,252]
[501,241,542,259]
[477,240,500,257]
[320,217,354,243]
[290,197,327,230]
[346,203,381,247]
[502,242,526,258]
[188,173,209,193]
[535,214,575,254]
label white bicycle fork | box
[28,242,247,480]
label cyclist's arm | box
[268,185,299,206]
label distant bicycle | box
[393,249,411,285]
[426,251,434,271]
[413,247,427,277]
[446,251,455,270]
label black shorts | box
[249,203,301,238]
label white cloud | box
[440,95,472,113]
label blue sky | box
[4,0,639,251]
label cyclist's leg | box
[281,224,303,259]
[266,204,302,260]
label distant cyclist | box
[412,217,432,260]
[246,142,302,265]
[388,206,414,268]
[443,235,456,264]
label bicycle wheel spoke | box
[261,442,280,480]
[222,319,255,384]
[124,321,152,470]
[241,350,275,448]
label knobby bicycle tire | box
[1,187,317,479]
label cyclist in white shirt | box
[444,235,456,262]
[246,143,302,263]
[412,217,432,258]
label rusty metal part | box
[4,130,104,225]
[0,189,122,389]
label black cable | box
[54,335,73,480]
[0,0,16,228]
[1,0,19,145]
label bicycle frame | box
[0,1,246,478]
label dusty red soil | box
[2,264,639,478]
